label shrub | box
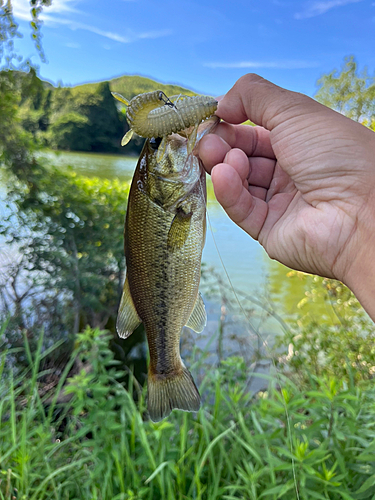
[1,325,375,499]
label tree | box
[0,0,52,67]
[1,161,128,333]
[47,81,124,152]
[315,55,375,128]
[0,1,146,379]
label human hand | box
[199,74,375,318]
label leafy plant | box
[275,272,375,387]
[315,55,375,128]
[1,324,375,499]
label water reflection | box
[267,259,338,324]
[38,150,137,181]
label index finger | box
[216,73,325,132]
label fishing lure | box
[112,90,218,161]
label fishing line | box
[198,173,300,500]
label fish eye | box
[150,137,162,150]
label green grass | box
[1,325,375,500]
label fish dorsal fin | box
[167,209,193,252]
[185,293,206,333]
[116,276,141,339]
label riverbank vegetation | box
[1,303,375,499]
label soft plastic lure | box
[112,90,218,160]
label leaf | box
[328,490,356,500]
[144,461,171,485]
[259,480,295,498]
[198,424,236,472]
[303,489,327,500]
[356,474,375,494]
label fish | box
[116,115,219,422]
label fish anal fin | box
[185,293,206,333]
[121,128,134,146]
[147,364,200,422]
[167,208,192,251]
[116,276,141,339]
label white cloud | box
[137,29,173,40]
[65,42,80,48]
[295,0,363,19]
[12,0,172,44]
[204,60,320,69]
[12,0,80,20]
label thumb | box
[216,73,321,131]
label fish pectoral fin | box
[167,208,193,251]
[121,128,134,146]
[116,276,141,339]
[186,293,206,333]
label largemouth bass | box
[117,116,219,422]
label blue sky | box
[11,0,375,97]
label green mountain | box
[108,74,196,102]
[7,69,198,155]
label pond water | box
[40,150,338,337]
[1,148,339,391]
[40,151,270,288]
[40,150,268,291]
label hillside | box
[70,74,196,101]
[7,70,199,155]
[108,74,196,101]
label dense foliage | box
[1,320,375,500]
[315,56,375,129]
[1,161,128,331]
[0,68,145,373]
[275,272,375,387]
[0,68,196,155]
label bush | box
[1,325,375,499]
[275,272,375,387]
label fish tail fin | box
[147,364,200,422]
